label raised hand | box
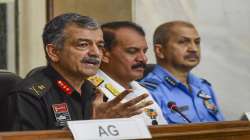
[92,89,153,119]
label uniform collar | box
[94,70,148,100]
[96,70,125,92]
[96,69,145,91]
[152,65,180,89]
[44,65,79,97]
[187,73,203,88]
[152,65,203,90]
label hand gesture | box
[92,89,153,119]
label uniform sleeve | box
[8,91,48,131]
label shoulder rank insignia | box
[165,76,177,86]
[56,80,73,95]
[88,76,104,87]
[141,81,158,89]
[197,90,211,100]
[105,83,120,96]
[29,83,47,96]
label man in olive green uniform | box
[8,13,152,130]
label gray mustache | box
[80,57,101,65]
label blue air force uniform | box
[140,65,224,124]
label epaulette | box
[28,82,50,97]
[201,78,211,86]
[87,75,104,87]
[21,74,52,97]
[140,80,159,90]
[104,83,120,96]
[88,75,120,96]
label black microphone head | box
[167,101,176,109]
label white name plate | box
[67,118,152,140]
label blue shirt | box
[140,65,224,124]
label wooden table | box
[1,120,250,140]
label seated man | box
[88,21,167,125]
[141,21,224,124]
[8,13,152,130]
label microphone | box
[241,112,250,121]
[167,101,192,123]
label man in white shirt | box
[88,21,167,125]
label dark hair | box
[153,20,195,46]
[42,13,99,49]
[101,21,145,50]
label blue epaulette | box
[140,80,159,90]
[201,78,211,86]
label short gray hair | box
[153,20,195,46]
[42,13,99,49]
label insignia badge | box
[29,83,46,96]
[204,100,218,113]
[88,76,104,87]
[197,91,211,100]
[165,76,177,86]
[144,108,158,125]
[105,83,120,96]
[52,103,71,127]
[56,80,73,95]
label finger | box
[108,89,133,105]
[130,100,154,111]
[124,101,153,118]
[92,88,104,106]
[123,93,149,107]
[125,110,144,118]
[92,89,105,118]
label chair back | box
[0,71,22,131]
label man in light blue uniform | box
[141,21,224,124]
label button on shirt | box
[140,65,224,124]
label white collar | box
[95,70,148,100]
[96,70,125,91]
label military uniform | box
[140,65,224,124]
[8,65,96,130]
[88,70,167,125]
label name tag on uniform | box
[197,91,211,100]
[67,118,152,140]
